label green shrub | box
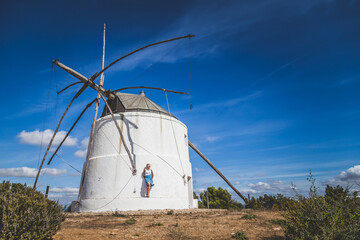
[198,201,205,208]
[167,210,174,215]
[199,187,243,210]
[167,227,189,240]
[124,218,136,225]
[245,193,295,210]
[151,222,163,226]
[0,181,66,239]
[284,172,360,239]
[232,231,248,239]
[112,211,126,218]
[241,214,255,220]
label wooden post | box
[45,186,50,198]
[188,140,247,203]
[206,191,209,209]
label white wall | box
[72,112,196,212]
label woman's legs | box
[147,182,151,197]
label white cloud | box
[240,189,258,194]
[248,182,272,190]
[47,188,79,205]
[324,165,360,187]
[339,74,360,85]
[47,194,63,198]
[80,137,89,149]
[0,167,66,177]
[74,137,89,158]
[200,91,262,109]
[247,180,285,192]
[17,129,78,147]
[50,187,79,194]
[194,168,205,172]
[74,150,87,158]
[206,136,219,142]
[194,188,206,193]
[338,165,360,181]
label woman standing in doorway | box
[142,163,154,197]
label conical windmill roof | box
[101,91,173,117]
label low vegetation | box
[0,181,65,239]
[240,214,256,220]
[198,187,243,210]
[167,227,189,240]
[124,218,136,225]
[167,209,175,215]
[245,193,296,210]
[197,171,360,239]
[112,211,126,218]
[151,222,164,226]
[231,231,248,240]
[284,173,360,239]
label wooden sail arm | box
[188,140,247,203]
[47,98,98,165]
[52,60,115,100]
[52,59,88,81]
[90,34,195,82]
[57,81,82,94]
[112,86,188,95]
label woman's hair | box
[146,163,151,168]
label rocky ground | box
[53,209,286,240]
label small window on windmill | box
[184,134,188,146]
[101,96,125,117]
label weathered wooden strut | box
[188,141,247,202]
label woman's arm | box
[142,169,145,178]
[151,169,154,178]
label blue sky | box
[1,0,360,204]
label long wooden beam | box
[188,140,247,203]
[113,86,188,95]
[57,81,82,94]
[52,60,114,100]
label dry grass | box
[53,209,285,240]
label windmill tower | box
[33,25,247,212]
[73,91,196,211]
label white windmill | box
[34,25,247,212]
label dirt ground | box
[53,209,285,240]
